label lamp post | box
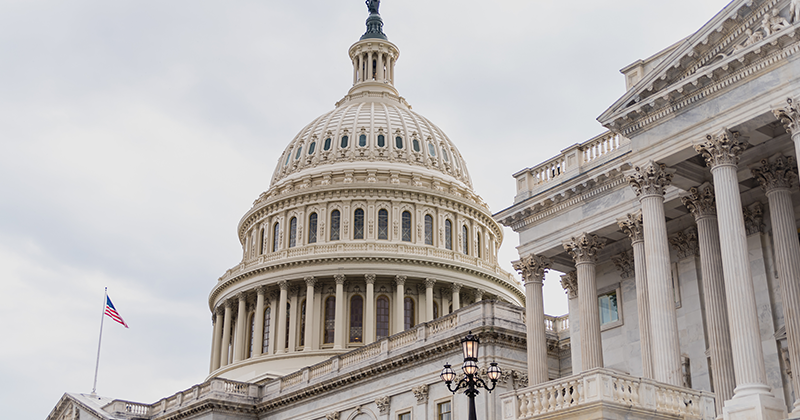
[440,331,502,420]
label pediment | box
[599,0,800,136]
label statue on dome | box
[366,0,380,14]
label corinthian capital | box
[512,254,551,283]
[304,276,317,287]
[695,128,746,168]
[563,233,606,264]
[773,97,800,135]
[669,227,699,259]
[743,202,765,235]
[278,280,289,291]
[424,277,437,288]
[560,271,578,298]
[628,161,674,198]
[394,275,406,287]
[334,274,346,285]
[611,250,634,279]
[682,183,716,220]
[617,213,644,243]
[750,154,798,192]
[365,273,376,284]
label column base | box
[722,388,787,420]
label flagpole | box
[91,287,107,396]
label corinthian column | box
[564,233,605,370]
[560,271,580,372]
[334,274,346,349]
[220,300,232,367]
[696,129,785,418]
[513,254,552,385]
[752,154,800,414]
[233,293,247,362]
[365,274,376,343]
[629,162,682,386]
[276,281,289,354]
[210,308,223,372]
[451,283,462,311]
[253,286,266,358]
[774,98,800,164]
[425,278,436,322]
[395,275,406,333]
[618,213,654,379]
[682,184,736,413]
[304,277,317,351]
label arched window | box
[376,296,390,338]
[377,134,385,147]
[358,134,367,147]
[324,137,332,151]
[477,232,482,258]
[273,222,280,252]
[308,213,318,244]
[248,312,255,357]
[395,136,403,149]
[462,225,469,255]
[330,210,341,241]
[300,299,306,347]
[262,307,271,354]
[350,295,364,343]
[377,209,388,240]
[424,214,433,245]
[324,296,336,344]
[354,208,365,239]
[259,228,265,254]
[289,217,298,248]
[285,303,291,349]
[445,219,452,250]
[404,297,415,330]
[401,211,412,242]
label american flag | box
[104,296,129,328]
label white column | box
[253,286,266,358]
[367,51,373,80]
[220,301,232,367]
[268,290,278,355]
[395,275,406,333]
[564,233,605,370]
[377,53,384,82]
[288,287,299,353]
[682,185,736,413]
[474,289,484,302]
[451,283,462,311]
[752,154,800,414]
[442,289,450,316]
[334,274,346,349]
[276,281,289,354]
[560,272,580,372]
[233,293,247,362]
[365,274,376,343]
[696,129,786,419]
[618,213,654,380]
[425,278,436,322]
[629,161,682,386]
[210,308,223,372]
[513,254,551,385]
[353,58,358,85]
[304,277,317,351]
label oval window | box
[412,139,420,152]
[341,136,349,148]
[324,138,332,151]
[308,141,316,154]
[295,146,303,160]
[441,147,449,162]
[377,135,385,147]
[427,142,436,157]
[359,134,367,147]
[284,152,291,166]
[395,136,403,149]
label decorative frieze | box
[750,154,797,192]
[694,128,746,168]
[743,202,765,235]
[669,227,699,259]
[617,213,644,243]
[629,161,674,198]
[563,233,606,264]
[512,254,551,283]
[560,271,578,299]
[611,250,634,279]
[682,184,716,219]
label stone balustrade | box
[500,368,715,420]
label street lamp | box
[440,332,502,420]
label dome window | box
[284,152,291,166]
[412,139,420,152]
[401,211,412,242]
[358,134,367,147]
[445,219,452,250]
[354,208,365,239]
[341,136,349,148]
[427,142,437,157]
[441,147,449,162]
[308,141,316,155]
[295,146,303,160]
[377,209,388,240]
[377,134,385,148]
[324,138,332,151]
[395,136,403,149]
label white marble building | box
[496,0,800,419]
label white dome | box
[270,94,473,189]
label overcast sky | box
[0,1,733,418]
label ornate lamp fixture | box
[440,332,502,420]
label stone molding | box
[563,233,606,264]
[629,161,674,198]
[611,250,634,279]
[682,183,716,219]
[750,153,797,192]
[560,271,578,299]
[743,201,765,235]
[326,412,339,420]
[773,97,800,135]
[695,128,745,169]
[617,213,644,243]
[375,396,390,414]
[412,384,428,404]
[669,227,699,259]
[512,254,551,283]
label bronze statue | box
[366,0,380,14]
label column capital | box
[669,227,699,259]
[773,97,800,135]
[512,254,551,284]
[560,271,578,299]
[682,183,717,220]
[394,274,406,287]
[617,213,644,243]
[563,233,606,264]
[268,289,279,301]
[451,282,463,293]
[611,250,634,279]
[237,292,247,302]
[278,280,289,291]
[750,153,797,193]
[743,202,765,235]
[256,285,267,296]
[695,128,746,169]
[365,273,376,284]
[474,289,485,300]
[225,299,234,309]
[334,274,346,285]
[304,276,318,287]
[424,277,437,288]
[629,161,674,198]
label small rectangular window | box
[598,291,618,325]
[398,413,411,420]
[437,401,452,420]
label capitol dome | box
[205,6,522,383]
